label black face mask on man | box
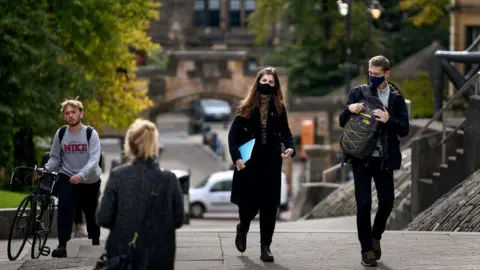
[369,75,386,89]
[256,83,276,95]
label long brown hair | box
[236,67,284,118]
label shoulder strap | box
[86,126,93,144]
[360,84,371,98]
[58,125,68,143]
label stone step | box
[448,156,457,161]
[76,245,105,258]
[419,178,433,184]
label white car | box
[189,170,289,218]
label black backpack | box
[58,125,103,168]
[340,85,385,160]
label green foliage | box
[399,0,449,27]
[47,0,159,131]
[249,0,449,98]
[0,0,160,177]
[247,0,285,44]
[250,0,385,97]
[393,71,434,118]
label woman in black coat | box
[96,119,184,270]
[228,67,295,262]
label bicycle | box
[7,165,57,261]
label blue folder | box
[239,139,255,163]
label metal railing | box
[319,72,480,181]
[401,71,480,164]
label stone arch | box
[148,91,245,119]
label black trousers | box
[352,158,394,253]
[74,195,83,225]
[238,203,278,246]
[57,173,101,245]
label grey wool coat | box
[96,158,184,270]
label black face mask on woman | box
[256,83,276,95]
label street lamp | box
[368,0,383,20]
[365,0,383,81]
[337,0,348,16]
[338,0,383,99]
[337,0,352,101]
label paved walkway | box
[1,230,479,269]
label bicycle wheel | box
[7,195,34,261]
[31,196,55,259]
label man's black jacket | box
[338,83,409,170]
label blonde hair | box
[61,99,84,112]
[124,119,159,161]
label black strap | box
[58,125,93,145]
[86,126,93,143]
[58,125,68,143]
[360,84,371,98]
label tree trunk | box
[13,128,37,167]
[322,0,331,41]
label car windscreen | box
[195,176,209,188]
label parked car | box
[189,170,289,218]
[162,168,191,224]
[191,99,232,122]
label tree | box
[0,0,160,178]
[48,0,160,131]
[391,71,435,118]
[248,0,384,96]
[399,0,450,27]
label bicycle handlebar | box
[10,165,58,185]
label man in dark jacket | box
[339,55,409,267]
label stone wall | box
[0,208,61,240]
[407,169,480,232]
[147,54,289,118]
[411,96,480,219]
[407,96,480,230]
[288,111,329,138]
[462,96,480,176]
[451,0,480,73]
[303,149,412,230]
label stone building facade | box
[141,0,289,119]
[450,0,480,72]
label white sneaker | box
[73,229,88,238]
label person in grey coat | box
[96,119,184,270]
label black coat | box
[228,101,295,208]
[339,83,410,170]
[96,159,184,270]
